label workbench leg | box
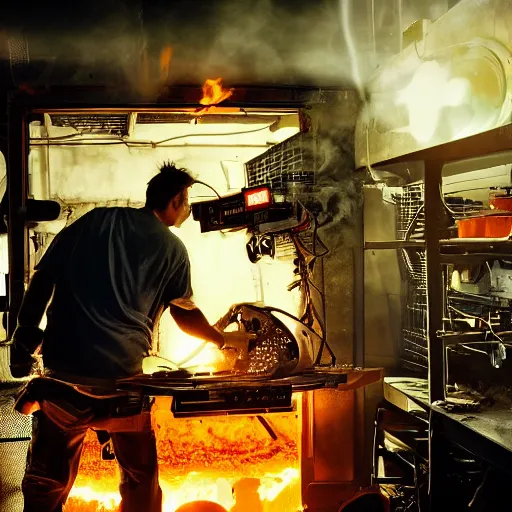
[424,159,445,404]
[428,410,444,512]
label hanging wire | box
[30,125,273,147]
[447,304,506,344]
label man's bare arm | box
[9,269,55,377]
[17,270,55,331]
[169,302,224,348]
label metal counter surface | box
[384,376,512,474]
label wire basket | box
[245,132,315,193]
[394,183,485,372]
[399,248,427,290]
[394,183,424,241]
[402,287,428,371]
[394,184,427,372]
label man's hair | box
[146,162,195,211]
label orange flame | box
[160,46,173,83]
[66,467,299,512]
[200,78,234,106]
[64,397,302,512]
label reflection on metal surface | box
[215,303,322,378]
[356,38,512,167]
[396,39,511,145]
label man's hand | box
[9,326,43,378]
[220,331,257,360]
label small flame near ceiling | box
[200,78,234,106]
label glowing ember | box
[199,78,234,106]
[67,467,299,512]
[63,397,301,512]
[258,468,299,502]
[66,488,121,511]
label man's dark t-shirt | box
[36,207,192,379]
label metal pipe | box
[7,100,28,338]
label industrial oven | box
[0,87,381,512]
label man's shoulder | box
[75,206,114,222]
[165,229,188,256]
[84,206,143,222]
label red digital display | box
[244,187,271,211]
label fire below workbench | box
[64,396,302,512]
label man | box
[10,162,248,512]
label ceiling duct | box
[136,113,281,125]
[136,113,192,124]
[49,114,130,136]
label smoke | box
[339,0,365,101]
[199,0,349,85]
[2,0,362,94]
[3,0,456,97]
[294,94,362,247]
[315,134,361,226]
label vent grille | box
[50,114,130,136]
[8,35,30,86]
[8,36,29,67]
[137,113,192,124]
[245,133,315,193]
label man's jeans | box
[22,391,162,512]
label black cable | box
[193,180,221,199]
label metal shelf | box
[365,239,512,253]
[440,237,512,247]
[439,330,512,346]
[364,240,425,250]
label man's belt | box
[14,376,148,418]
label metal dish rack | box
[395,184,428,372]
[395,183,485,372]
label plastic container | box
[457,215,512,238]
[489,195,512,211]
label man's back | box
[38,207,191,378]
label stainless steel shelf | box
[439,330,512,346]
[364,240,425,250]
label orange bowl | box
[458,215,512,238]
[457,217,486,238]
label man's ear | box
[170,196,180,210]
[171,191,185,209]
